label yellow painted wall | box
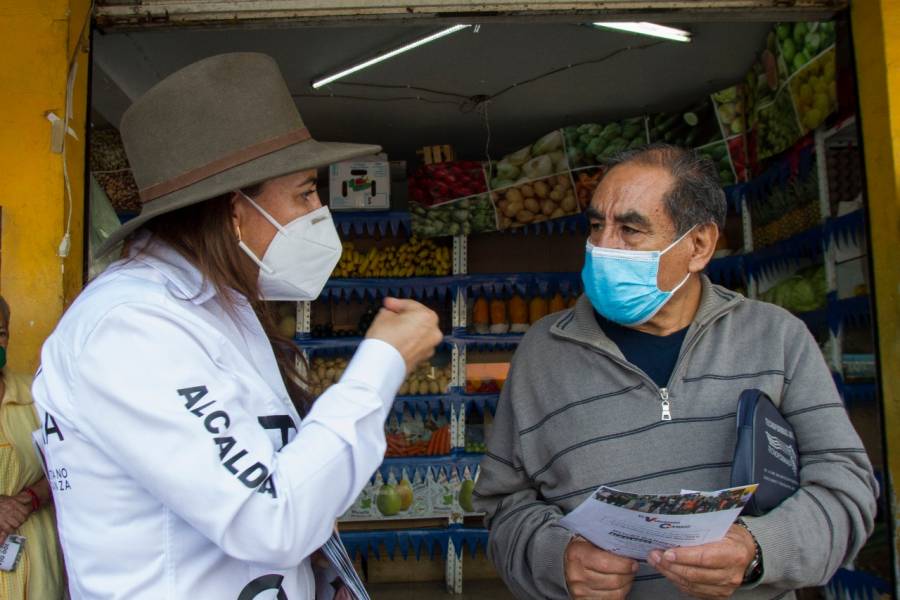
[851,0,900,591]
[0,0,89,372]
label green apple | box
[377,484,402,516]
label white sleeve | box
[71,302,404,568]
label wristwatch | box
[735,518,763,584]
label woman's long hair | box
[142,187,315,416]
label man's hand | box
[565,537,638,600]
[366,298,442,376]
[0,494,31,544]
[648,524,756,599]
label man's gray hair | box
[608,143,727,235]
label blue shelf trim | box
[842,383,878,404]
[827,568,891,599]
[450,331,524,351]
[464,272,583,298]
[827,209,865,247]
[830,295,871,332]
[796,307,829,333]
[744,224,826,279]
[390,392,499,417]
[296,335,453,355]
[339,527,489,561]
[332,211,411,237]
[377,454,482,481]
[706,254,746,288]
[321,276,463,301]
[500,213,589,236]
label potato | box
[505,188,523,204]
[408,381,419,395]
[504,201,523,218]
[524,198,541,213]
[533,215,548,223]
[491,192,500,202]
[399,382,410,396]
[498,198,510,213]
[520,184,535,198]
[429,380,440,395]
[557,174,572,190]
[501,216,513,228]
[551,208,566,219]
[515,210,536,224]
[541,200,556,216]
[550,189,564,201]
[533,181,550,199]
[561,194,577,213]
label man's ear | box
[688,223,719,273]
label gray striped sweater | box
[473,277,877,600]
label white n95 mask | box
[236,191,342,301]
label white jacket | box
[31,233,404,599]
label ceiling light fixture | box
[592,22,691,43]
[312,24,472,89]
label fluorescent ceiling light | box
[312,24,472,88]
[592,22,691,43]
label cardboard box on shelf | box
[329,154,391,211]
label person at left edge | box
[31,53,443,600]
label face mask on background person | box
[581,226,695,327]
[236,191,343,301]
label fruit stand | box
[85,14,889,597]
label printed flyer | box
[559,484,758,560]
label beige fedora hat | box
[96,52,380,256]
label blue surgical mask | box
[581,227,694,327]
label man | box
[474,144,877,600]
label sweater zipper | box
[653,309,734,421]
[659,388,672,421]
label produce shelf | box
[339,527,489,561]
[333,211,412,237]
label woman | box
[32,53,442,599]
[0,296,64,598]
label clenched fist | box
[366,297,442,376]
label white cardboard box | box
[329,154,391,211]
